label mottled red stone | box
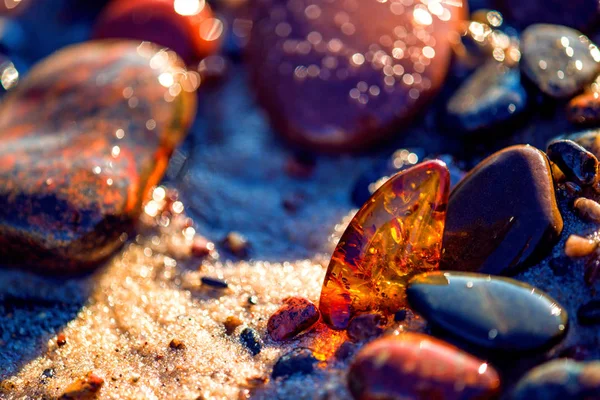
[267,297,320,341]
[94,0,221,64]
[348,333,501,400]
[247,0,466,152]
[0,41,197,273]
[319,161,450,329]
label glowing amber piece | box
[319,160,450,329]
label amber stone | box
[267,297,320,341]
[319,160,450,330]
[0,41,197,273]
[441,145,563,275]
[348,332,501,400]
[246,0,466,152]
[94,0,221,64]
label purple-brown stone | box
[246,0,466,152]
[267,297,320,341]
[0,41,197,273]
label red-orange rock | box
[94,0,222,64]
[59,372,104,400]
[0,41,197,273]
[348,333,501,400]
[246,0,466,152]
[267,297,320,341]
[319,160,450,329]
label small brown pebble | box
[223,232,249,257]
[59,372,104,400]
[169,339,186,350]
[0,380,15,392]
[565,234,598,258]
[267,297,320,341]
[191,235,214,257]
[224,316,243,335]
[574,197,600,223]
[57,332,67,347]
[347,313,388,342]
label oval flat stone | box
[246,0,466,152]
[267,296,320,341]
[512,360,600,400]
[319,161,450,329]
[446,61,527,133]
[348,332,501,400]
[521,24,600,98]
[94,0,221,64]
[0,41,197,273]
[441,145,563,275]
[407,272,569,352]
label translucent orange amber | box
[319,160,450,329]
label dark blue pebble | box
[272,347,317,378]
[201,277,229,289]
[240,327,262,356]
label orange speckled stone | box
[94,0,221,64]
[0,41,197,273]
[319,160,450,329]
[568,89,600,125]
[348,333,501,400]
[267,296,320,341]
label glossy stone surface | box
[94,0,221,64]
[346,313,388,343]
[521,24,600,98]
[348,332,500,400]
[0,41,197,273]
[407,272,569,352]
[246,0,466,152]
[446,61,527,132]
[441,145,563,275]
[267,296,320,341]
[512,360,600,400]
[319,161,450,329]
[563,130,600,159]
[547,140,598,186]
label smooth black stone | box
[41,368,55,380]
[577,300,600,325]
[547,140,598,186]
[201,277,229,289]
[563,129,600,159]
[271,347,317,379]
[521,24,600,98]
[240,327,262,356]
[406,272,569,352]
[512,360,600,400]
[441,145,563,275]
[445,62,527,132]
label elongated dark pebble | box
[240,327,262,356]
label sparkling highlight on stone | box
[319,160,450,329]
